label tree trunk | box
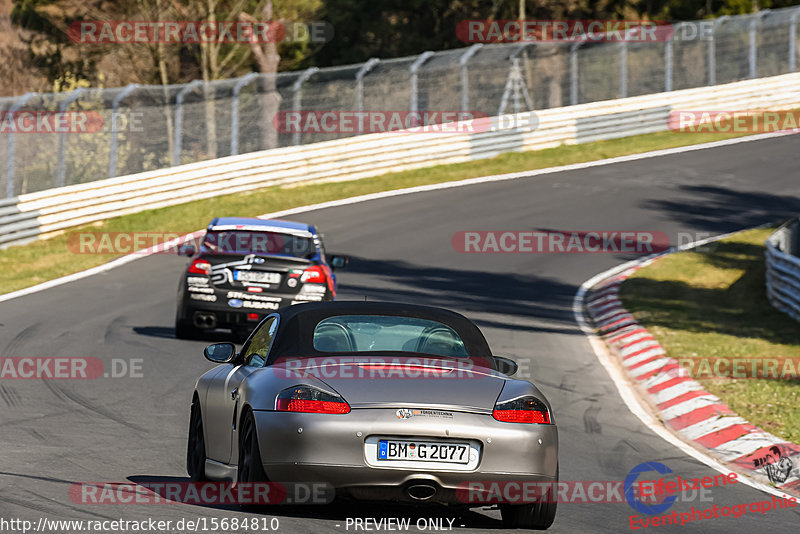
[201,0,218,158]
[240,1,281,150]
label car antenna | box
[364,295,368,301]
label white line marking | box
[658,394,723,421]
[593,308,630,323]
[620,340,661,357]
[595,312,634,327]
[714,434,785,463]
[681,416,750,442]
[652,381,705,405]
[605,326,648,344]
[624,348,667,367]
[628,357,674,378]
[617,332,653,348]
[641,371,688,391]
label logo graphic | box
[754,446,795,484]
[625,462,677,515]
[396,409,414,419]
[228,299,243,308]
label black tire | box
[175,318,202,340]
[500,464,558,530]
[237,410,269,510]
[186,399,207,481]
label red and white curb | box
[584,259,800,497]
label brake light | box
[492,396,551,424]
[300,266,326,284]
[188,259,211,275]
[275,385,350,414]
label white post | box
[174,80,203,166]
[708,16,729,86]
[749,11,770,79]
[292,67,320,146]
[56,87,86,187]
[5,92,36,198]
[355,58,380,113]
[459,44,483,112]
[409,51,434,113]
[109,83,139,178]
[230,72,258,156]
[791,9,800,72]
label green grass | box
[619,229,800,443]
[1,128,749,295]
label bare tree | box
[240,0,281,150]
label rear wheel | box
[500,464,558,530]
[186,399,207,481]
[238,410,269,510]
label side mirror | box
[329,255,349,269]
[204,342,236,363]
[179,244,197,257]
[494,356,519,377]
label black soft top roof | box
[267,301,492,359]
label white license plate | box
[377,440,469,464]
[234,270,281,284]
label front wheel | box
[500,464,558,530]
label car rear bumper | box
[252,408,558,505]
[179,291,329,330]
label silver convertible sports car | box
[187,301,558,529]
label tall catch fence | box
[2,7,799,197]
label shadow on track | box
[341,256,583,336]
[643,185,800,234]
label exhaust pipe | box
[193,312,217,329]
[406,484,437,501]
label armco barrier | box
[766,219,800,321]
[2,72,800,248]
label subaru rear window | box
[203,231,315,258]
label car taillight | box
[188,259,211,275]
[275,385,350,414]
[492,396,551,424]
[300,265,326,283]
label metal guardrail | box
[2,7,800,198]
[2,71,800,249]
[766,219,800,321]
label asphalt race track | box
[2,135,800,533]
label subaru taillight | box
[492,396,551,424]
[275,385,350,414]
[188,259,211,275]
[300,266,326,284]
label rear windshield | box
[203,231,315,258]
[313,315,469,358]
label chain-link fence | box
[2,7,800,198]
